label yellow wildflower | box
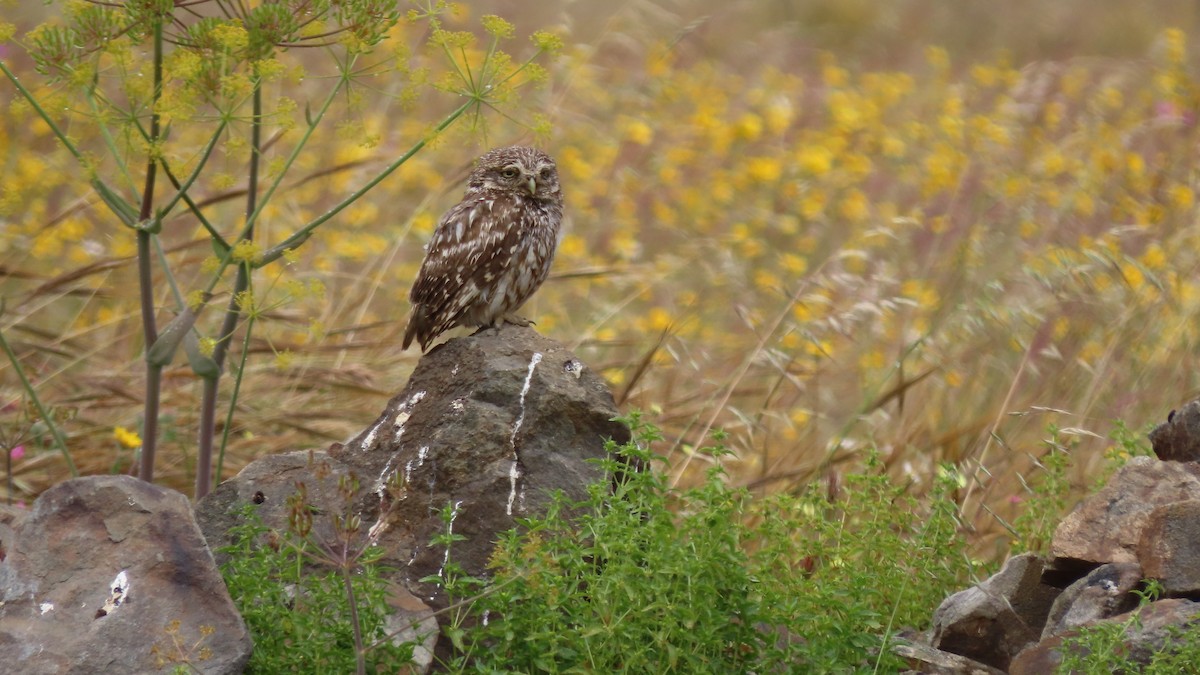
[114,426,142,449]
[734,113,764,141]
[1169,185,1194,210]
[746,156,782,183]
[797,145,833,176]
[838,189,869,222]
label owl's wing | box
[406,194,522,340]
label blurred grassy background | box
[3,0,1200,561]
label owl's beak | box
[526,176,537,196]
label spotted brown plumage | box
[403,146,564,352]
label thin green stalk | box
[127,114,230,245]
[240,58,359,239]
[0,61,138,225]
[195,67,347,300]
[157,120,230,224]
[0,323,78,477]
[85,90,141,199]
[137,17,166,483]
[198,81,263,499]
[266,98,475,256]
[342,565,367,675]
[213,306,254,487]
[0,61,86,162]
[152,236,186,308]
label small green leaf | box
[146,307,199,367]
[184,331,221,379]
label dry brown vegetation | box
[3,0,1200,562]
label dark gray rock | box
[196,448,354,567]
[1041,561,1142,638]
[1149,401,1200,461]
[930,553,1057,670]
[196,324,629,614]
[0,476,251,674]
[1138,499,1200,595]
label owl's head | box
[467,145,561,203]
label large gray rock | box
[929,553,1056,670]
[1048,457,1200,571]
[0,476,251,674]
[1040,561,1142,639]
[197,324,630,612]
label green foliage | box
[1010,425,1074,555]
[218,503,416,674]
[1099,421,1156,487]
[1056,580,1200,674]
[751,453,975,671]
[439,413,975,673]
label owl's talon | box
[503,315,535,327]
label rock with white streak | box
[0,476,251,674]
[196,323,629,615]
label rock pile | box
[0,325,628,673]
[901,404,1200,673]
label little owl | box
[402,146,564,352]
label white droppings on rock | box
[393,390,427,441]
[437,500,464,580]
[506,461,522,516]
[361,419,385,451]
[111,570,128,597]
[39,602,54,615]
[510,353,542,448]
[97,570,130,617]
[506,352,542,516]
[404,446,430,487]
[375,454,398,496]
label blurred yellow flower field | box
[2,0,1200,559]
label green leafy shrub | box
[219,498,415,674]
[1056,580,1200,674]
[440,413,976,673]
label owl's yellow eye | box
[501,167,519,179]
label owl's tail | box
[402,311,430,352]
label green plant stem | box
[342,564,367,675]
[85,91,141,199]
[266,98,475,257]
[213,305,254,491]
[157,120,229,226]
[196,81,263,499]
[0,324,78,477]
[0,62,137,226]
[136,17,166,483]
